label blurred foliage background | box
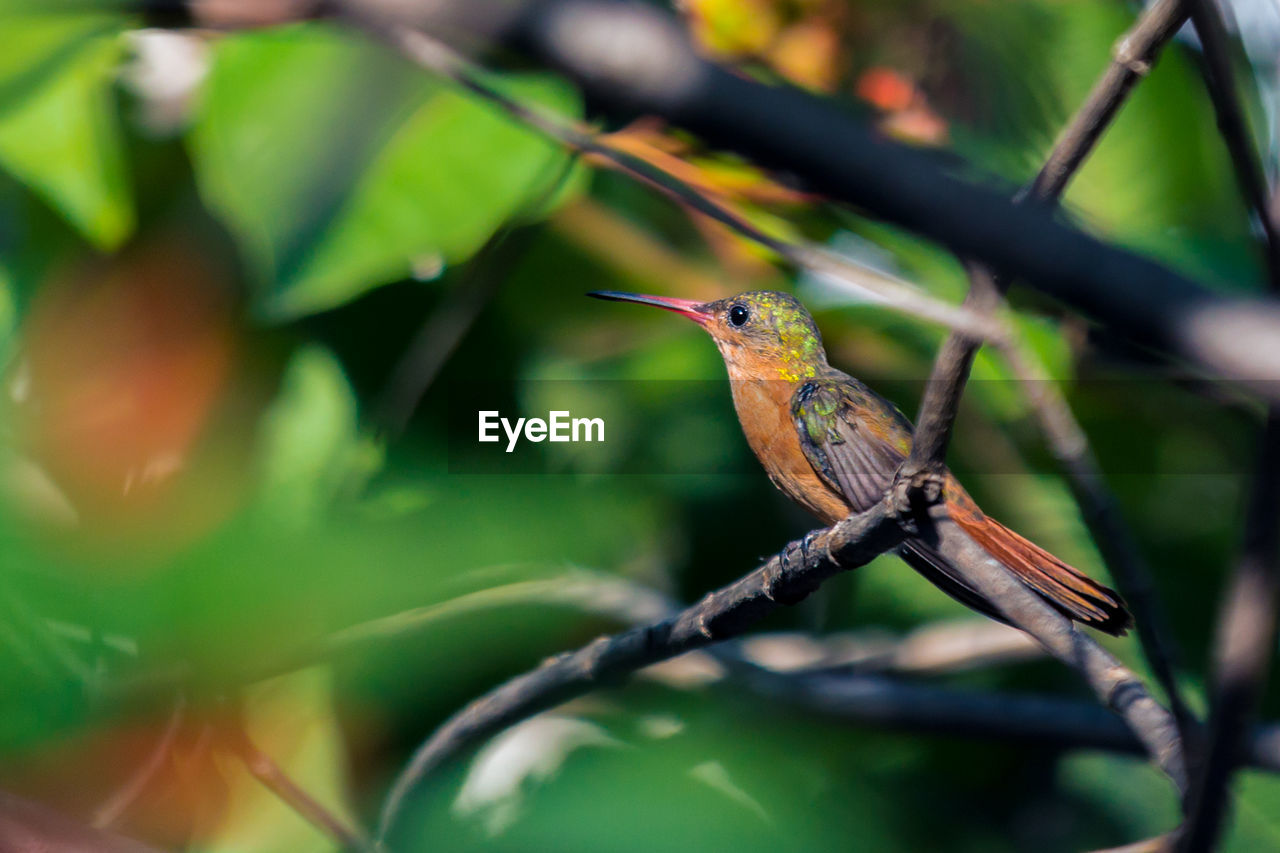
[0,1,1277,850]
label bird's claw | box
[889,467,945,524]
[798,529,823,568]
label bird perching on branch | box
[590,289,1132,636]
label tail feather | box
[947,499,1132,637]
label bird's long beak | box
[587,291,711,325]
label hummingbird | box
[589,289,1131,635]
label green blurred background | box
[0,1,1277,850]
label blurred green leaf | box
[397,691,906,853]
[189,23,581,320]
[1059,752,1177,848]
[188,24,419,312]
[255,344,381,529]
[1225,772,1280,851]
[0,15,132,248]
[277,71,581,318]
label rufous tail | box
[948,500,1132,637]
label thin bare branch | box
[995,338,1194,740]
[376,150,578,431]
[223,723,374,853]
[1185,0,1280,285]
[919,511,1188,795]
[906,0,1193,475]
[374,231,517,432]
[92,696,186,829]
[1181,414,1280,851]
[0,790,163,853]
[899,0,1195,749]
[1022,0,1190,204]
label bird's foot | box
[889,467,945,524]
[887,468,945,537]
[798,529,824,568]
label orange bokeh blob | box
[13,234,242,553]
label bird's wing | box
[790,372,1131,636]
[789,374,913,513]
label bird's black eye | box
[728,304,750,327]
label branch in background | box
[743,668,1280,775]
[222,723,373,853]
[1179,0,1280,847]
[918,511,1187,794]
[375,148,579,432]
[364,16,1194,750]
[373,487,1193,844]
[374,496,906,842]
[0,790,163,853]
[373,229,519,433]
[91,696,186,829]
[324,0,1280,397]
[1181,411,1280,852]
[1184,0,1280,283]
[738,620,1045,677]
[359,24,1004,342]
[1021,0,1191,204]
[994,340,1193,735]
[901,0,1195,749]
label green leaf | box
[255,344,381,528]
[189,23,582,320]
[189,25,417,307]
[0,15,133,248]
[1226,772,1280,852]
[274,73,580,319]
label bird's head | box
[588,290,828,382]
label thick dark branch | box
[362,24,1002,341]
[902,0,1194,748]
[129,0,1280,391]
[335,0,1280,395]
[373,500,905,842]
[1180,2,1280,848]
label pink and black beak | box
[587,291,712,326]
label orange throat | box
[721,360,850,525]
